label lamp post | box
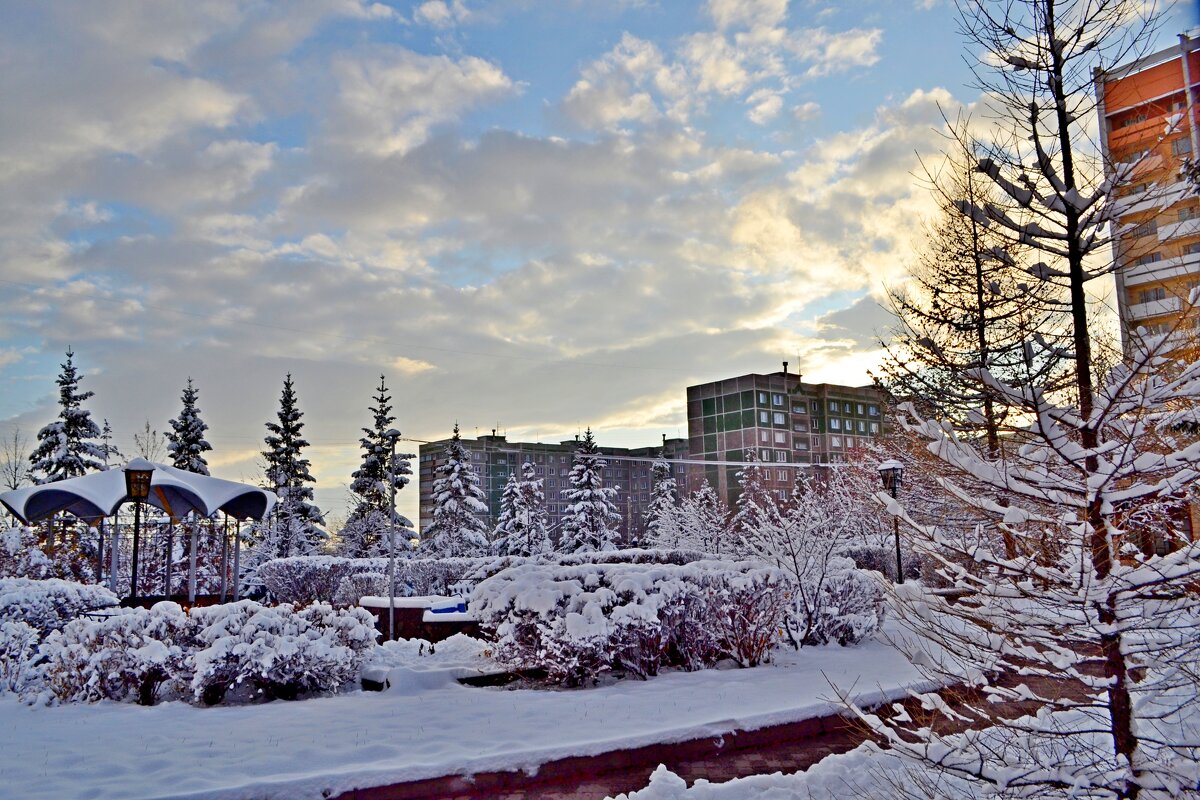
[877,459,905,584]
[123,458,155,603]
[384,429,401,641]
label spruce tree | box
[643,458,677,545]
[29,349,105,483]
[99,419,123,468]
[731,449,776,539]
[559,428,621,553]
[492,461,550,557]
[419,423,489,558]
[261,374,325,558]
[340,375,414,557]
[166,378,212,475]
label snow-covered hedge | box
[257,556,358,606]
[190,600,377,704]
[0,621,39,694]
[41,602,193,705]
[0,577,119,638]
[332,571,387,607]
[0,526,96,583]
[471,560,791,686]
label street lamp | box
[877,459,905,584]
[123,458,155,603]
[384,429,401,641]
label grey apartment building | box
[416,369,888,537]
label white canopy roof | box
[0,462,277,525]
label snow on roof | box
[0,462,277,524]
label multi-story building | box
[1096,32,1200,353]
[685,366,889,506]
[416,432,690,542]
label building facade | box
[1096,33,1200,353]
[684,368,889,506]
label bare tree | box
[853,3,1200,799]
[0,426,30,492]
[132,420,168,462]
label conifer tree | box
[559,428,621,553]
[99,419,123,468]
[731,450,777,539]
[681,481,733,555]
[643,458,677,545]
[492,461,550,557]
[339,376,414,557]
[261,374,325,558]
[419,423,489,558]
[166,378,212,475]
[29,349,105,483]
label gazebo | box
[0,460,277,604]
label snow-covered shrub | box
[332,572,388,607]
[802,566,885,646]
[190,600,376,703]
[0,525,96,582]
[41,602,194,705]
[471,560,788,685]
[0,577,118,638]
[549,548,706,567]
[257,556,358,605]
[837,545,922,583]
[0,620,40,694]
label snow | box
[0,630,934,800]
[358,594,454,609]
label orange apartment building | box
[1096,33,1200,355]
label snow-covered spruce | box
[190,600,377,703]
[420,423,490,558]
[28,349,105,484]
[470,560,794,686]
[0,577,118,638]
[166,377,212,475]
[258,374,326,559]
[492,461,551,557]
[559,427,623,554]
[646,482,733,555]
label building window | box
[1130,219,1158,239]
[830,418,841,431]
[793,422,808,432]
[830,435,842,448]
[760,430,770,443]
[1138,286,1166,304]
[1134,252,1163,266]
[829,401,840,412]
[773,412,786,425]
[856,403,864,414]
[857,421,866,433]
[868,405,879,416]
[777,451,789,463]
[1173,137,1193,156]
[758,391,768,404]
[547,479,556,488]
[792,404,806,414]
[774,431,787,444]
[870,422,880,434]
[794,440,808,450]
[772,393,784,406]
[760,449,770,461]
[1180,206,1198,222]
[759,410,769,424]
[1185,242,1200,256]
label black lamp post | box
[123,458,155,603]
[877,459,905,584]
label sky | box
[1,0,1196,525]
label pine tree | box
[643,458,677,545]
[99,419,123,468]
[339,376,414,557]
[731,450,777,540]
[166,378,212,475]
[261,374,325,558]
[559,428,621,553]
[492,461,550,557]
[29,349,105,483]
[419,423,489,558]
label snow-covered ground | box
[0,631,935,800]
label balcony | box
[1126,295,1181,321]
[1112,180,1191,217]
[1158,217,1200,243]
[1123,251,1200,286]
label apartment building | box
[416,431,690,542]
[685,367,889,506]
[1096,32,1200,353]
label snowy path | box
[0,638,932,800]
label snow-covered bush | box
[837,545,921,583]
[0,525,96,582]
[0,620,40,694]
[549,548,705,567]
[471,560,789,685]
[190,600,376,703]
[257,556,357,605]
[41,602,194,705]
[332,571,387,607]
[801,565,885,646]
[0,577,118,638]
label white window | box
[868,406,879,417]
[760,430,770,443]
[758,391,768,404]
[857,421,866,433]
[777,450,789,463]
[830,435,842,448]
[829,401,840,412]
[759,410,769,424]
[792,404,806,414]
[794,440,808,450]
[773,412,786,425]
[774,431,787,444]
[772,393,784,406]
[793,422,808,432]
[870,422,880,434]
[830,418,841,431]
[760,449,770,461]
[776,470,788,482]
[856,404,864,414]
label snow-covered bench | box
[357,595,479,642]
